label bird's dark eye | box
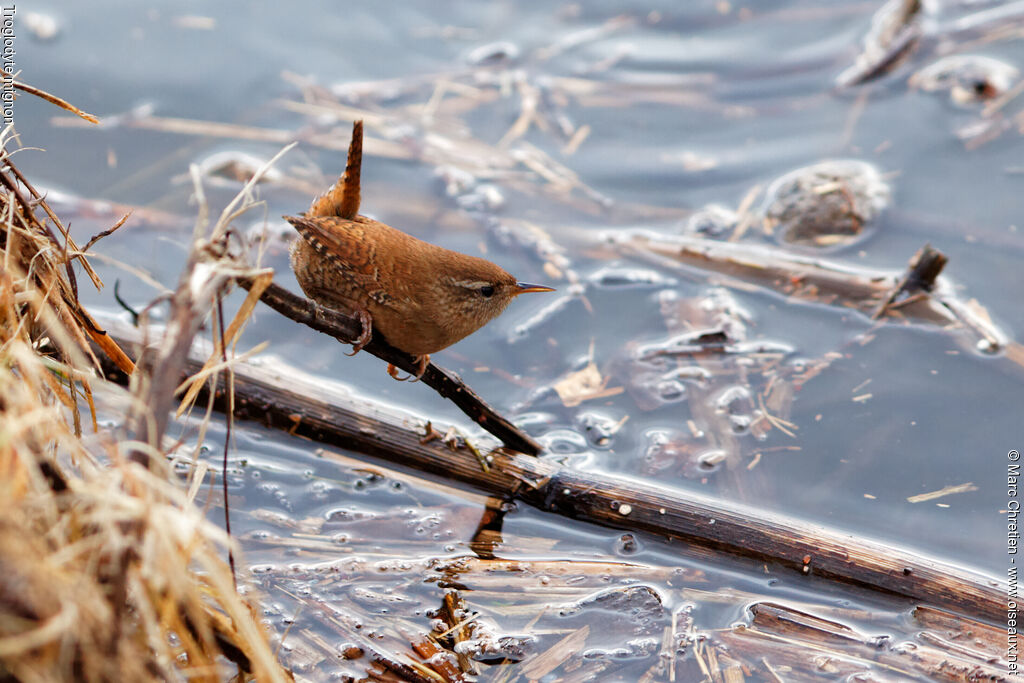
[479,285,495,298]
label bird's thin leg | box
[346,308,373,356]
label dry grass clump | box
[0,112,288,680]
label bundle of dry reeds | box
[0,94,288,681]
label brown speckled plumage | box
[288,120,552,365]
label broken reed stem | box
[238,277,543,456]
[872,242,948,319]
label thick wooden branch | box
[238,277,543,456]
[97,321,1006,625]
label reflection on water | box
[16,0,1023,678]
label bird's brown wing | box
[286,215,392,307]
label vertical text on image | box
[1009,449,1020,672]
[1,6,14,126]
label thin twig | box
[4,73,100,123]
[216,297,237,586]
[82,212,132,253]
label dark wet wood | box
[99,320,1006,626]
[515,464,1005,625]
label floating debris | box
[194,150,285,184]
[538,427,591,454]
[575,410,628,448]
[553,359,624,408]
[910,55,1019,105]
[172,15,217,30]
[713,385,756,435]
[463,40,521,66]
[507,289,580,343]
[587,266,677,289]
[697,449,729,470]
[623,364,711,410]
[906,482,978,503]
[837,0,924,87]
[661,149,719,172]
[435,164,478,197]
[641,429,709,477]
[762,159,891,248]
[634,328,735,362]
[684,204,738,239]
[490,217,577,283]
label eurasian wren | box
[288,120,553,376]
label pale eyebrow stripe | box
[447,279,492,289]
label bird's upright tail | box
[308,119,362,220]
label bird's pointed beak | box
[515,282,555,295]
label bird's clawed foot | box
[346,308,373,356]
[413,354,430,379]
[387,354,430,382]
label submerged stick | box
[722,602,1008,681]
[617,232,1008,350]
[97,321,1005,625]
[238,277,543,456]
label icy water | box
[17,0,1024,679]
